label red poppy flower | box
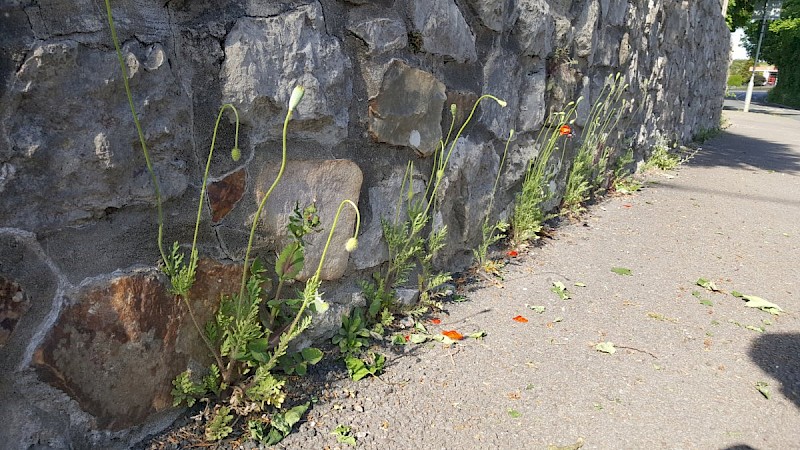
[404,335,410,342]
[431,318,442,325]
[559,124,572,136]
[507,250,519,258]
[442,330,464,340]
[513,315,529,323]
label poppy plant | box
[512,315,529,323]
[442,330,464,340]
[559,124,572,136]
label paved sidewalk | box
[147,110,800,449]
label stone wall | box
[0,0,729,446]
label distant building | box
[751,65,778,85]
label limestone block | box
[467,0,519,32]
[433,138,500,264]
[409,0,478,63]
[600,0,629,27]
[517,58,547,133]
[32,260,240,430]
[481,46,519,139]
[221,2,352,147]
[574,0,600,59]
[368,60,447,156]
[253,160,363,280]
[347,7,408,55]
[513,0,554,57]
[3,40,191,233]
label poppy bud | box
[345,237,358,252]
[230,146,241,162]
[288,85,305,112]
[496,99,508,107]
[450,104,457,116]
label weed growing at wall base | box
[562,73,629,216]
[105,1,362,444]
[474,129,513,270]
[512,100,580,243]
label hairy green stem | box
[191,104,239,262]
[238,87,303,304]
[104,0,169,269]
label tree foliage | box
[731,0,800,107]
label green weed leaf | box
[696,278,720,292]
[332,425,356,446]
[756,381,771,399]
[611,267,632,276]
[551,281,571,300]
[276,241,304,281]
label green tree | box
[727,0,759,30]
[730,0,800,107]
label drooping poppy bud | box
[230,146,241,162]
[288,85,305,112]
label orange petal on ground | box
[513,315,529,323]
[442,330,464,340]
[507,250,519,257]
[431,318,442,325]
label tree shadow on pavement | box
[749,333,800,409]
[689,132,800,174]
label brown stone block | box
[32,259,240,430]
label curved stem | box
[104,0,169,269]
[423,94,506,220]
[263,199,360,371]
[238,108,293,302]
[190,104,239,266]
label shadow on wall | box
[690,132,800,174]
[721,445,760,450]
[749,333,800,409]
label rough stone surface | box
[0,0,730,443]
[347,7,408,55]
[368,60,447,156]
[0,276,29,347]
[220,2,352,147]
[410,0,478,63]
[468,0,519,32]
[251,160,363,280]
[2,40,191,233]
[433,138,501,265]
[32,259,239,431]
[514,0,554,57]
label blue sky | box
[731,29,750,59]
